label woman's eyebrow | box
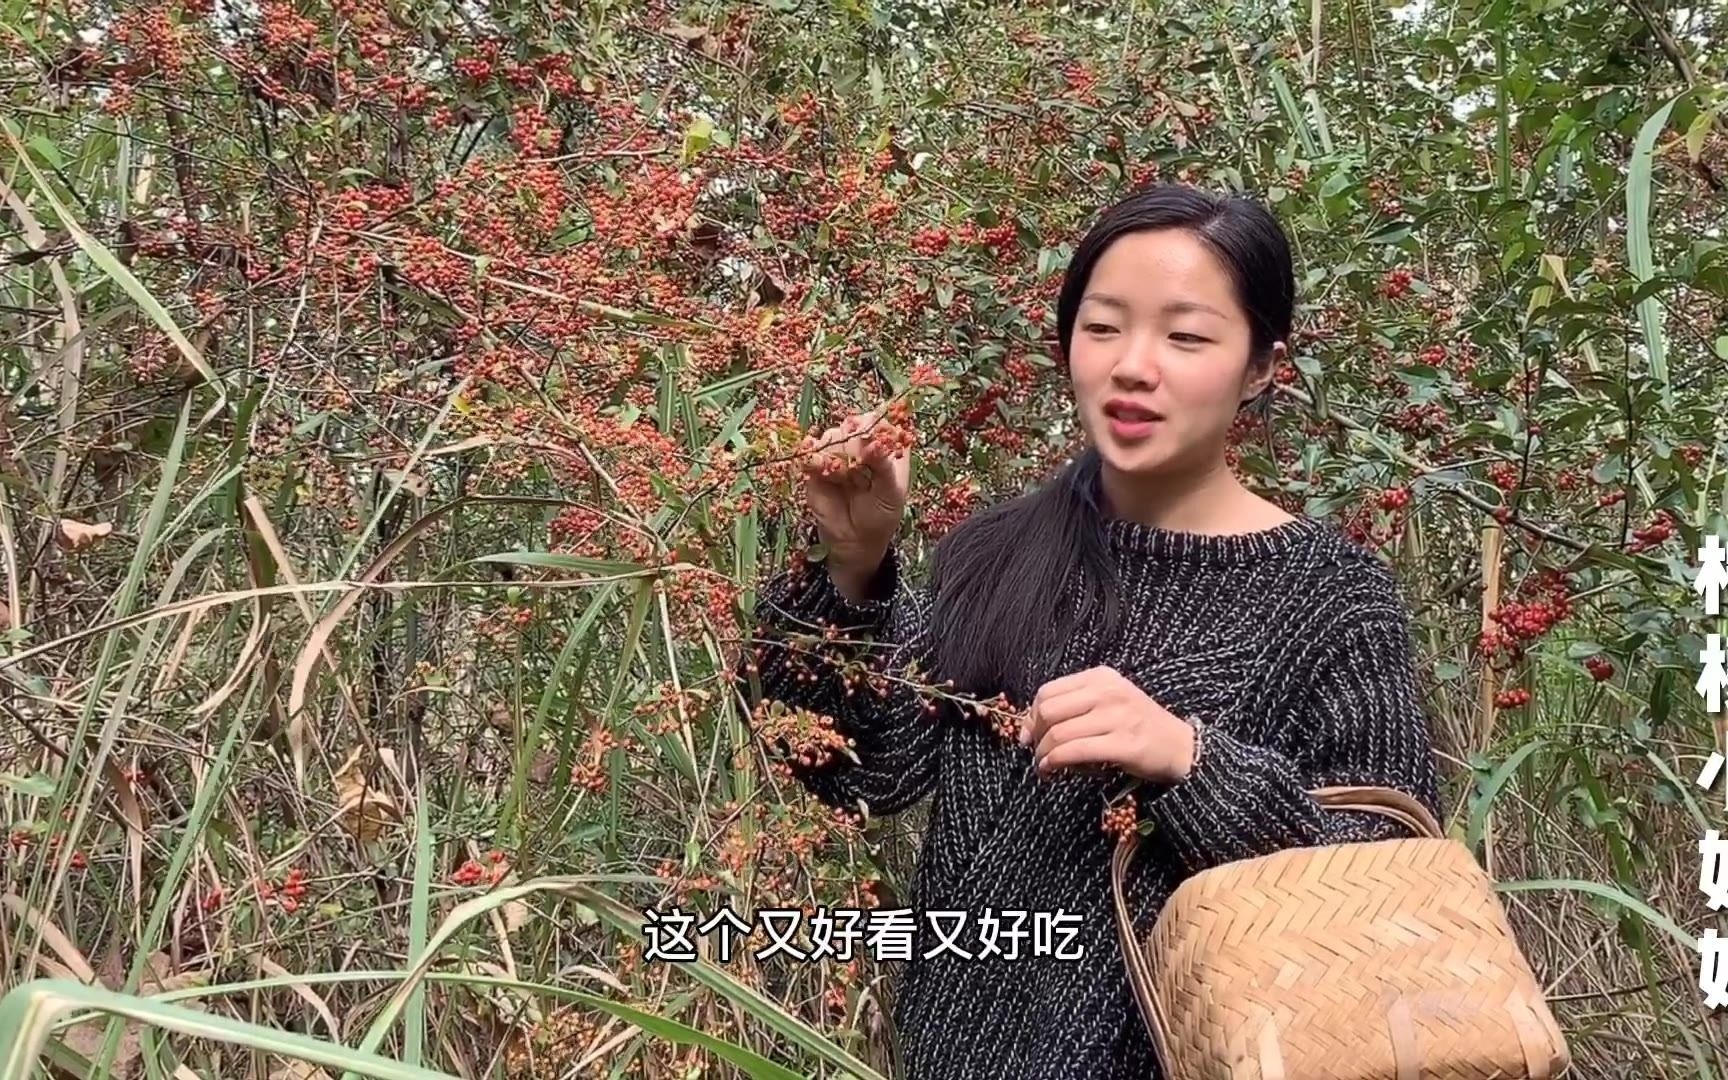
[1162,300,1227,318]
[1082,293,1226,319]
[1080,292,1131,311]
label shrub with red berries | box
[6,0,1719,1068]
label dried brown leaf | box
[381,468,429,497]
[665,20,710,50]
[333,746,402,842]
[58,1016,142,1075]
[56,518,112,551]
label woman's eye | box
[1085,323,1118,334]
[1171,333,1209,344]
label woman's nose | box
[1112,335,1161,387]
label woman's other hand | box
[801,403,912,600]
[1019,665,1198,784]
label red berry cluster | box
[1389,402,1449,437]
[1061,62,1100,101]
[957,385,1005,429]
[1418,343,1447,366]
[1493,688,1532,709]
[907,362,946,388]
[751,701,851,780]
[1102,801,1138,841]
[1367,176,1403,218]
[1585,656,1615,682]
[958,221,1019,259]
[779,92,819,126]
[571,729,620,794]
[453,850,510,887]
[1679,445,1705,467]
[654,858,722,906]
[1480,570,1574,664]
[1486,461,1520,492]
[1379,268,1415,299]
[910,226,952,257]
[1378,486,1411,511]
[922,478,980,538]
[1626,510,1675,554]
[260,867,309,914]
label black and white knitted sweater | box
[742,506,1442,1080]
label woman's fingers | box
[1020,685,1096,746]
[1032,713,1116,767]
[801,405,904,488]
[1036,732,1123,774]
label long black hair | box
[925,182,1296,703]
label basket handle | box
[1107,783,1445,1066]
[1307,784,1446,840]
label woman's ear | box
[1240,340,1284,404]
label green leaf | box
[403,780,432,1066]
[682,114,716,162]
[1627,92,1684,405]
[1685,103,1722,162]
[27,135,62,170]
[0,980,455,1080]
[1466,739,1547,852]
[472,552,647,576]
[1493,879,1696,954]
[0,773,56,798]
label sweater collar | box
[1101,511,1325,564]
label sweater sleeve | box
[1134,607,1442,878]
[736,544,943,817]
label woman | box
[738,183,1442,1079]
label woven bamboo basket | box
[1110,785,1571,1079]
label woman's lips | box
[1104,400,1162,441]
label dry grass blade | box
[0,174,82,512]
[1,895,96,984]
[241,497,366,737]
[98,760,148,937]
[254,957,342,1042]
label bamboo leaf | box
[1493,879,1696,953]
[0,980,455,1080]
[1627,92,1684,405]
[1466,738,1547,852]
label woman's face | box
[1066,228,1280,483]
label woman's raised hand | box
[799,402,913,601]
